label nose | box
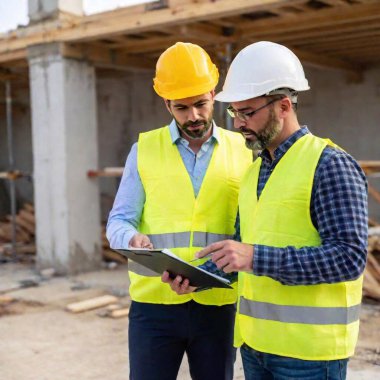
[187,106,200,122]
[233,117,245,130]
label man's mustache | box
[238,127,259,138]
[184,120,205,128]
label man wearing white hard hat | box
[107,42,252,380]
[169,41,368,380]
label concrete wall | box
[96,71,169,221]
[297,66,380,220]
[0,65,379,221]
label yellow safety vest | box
[237,133,363,360]
[130,125,252,305]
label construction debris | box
[364,228,380,300]
[0,202,126,264]
[65,295,119,313]
[97,303,130,319]
[0,202,35,257]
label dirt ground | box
[0,262,379,380]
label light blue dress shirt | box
[106,120,220,248]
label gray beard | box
[245,108,280,151]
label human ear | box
[164,99,172,114]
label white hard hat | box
[215,41,310,103]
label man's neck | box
[267,122,300,160]
[181,125,213,154]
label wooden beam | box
[293,48,362,79]
[0,49,26,64]
[239,2,380,38]
[233,39,362,76]
[117,36,181,54]
[249,18,380,46]
[66,295,119,313]
[0,0,289,55]
[61,43,156,70]
[288,24,380,48]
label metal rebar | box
[224,43,233,131]
[5,80,17,255]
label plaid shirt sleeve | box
[254,148,368,285]
[198,214,240,284]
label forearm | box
[106,143,145,249]
[106,218,138,249]
[253,241,367,285]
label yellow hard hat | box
[153,42,219,100]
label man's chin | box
[186,132,207,140]
[184,125,211,140]
[245,139,262,151]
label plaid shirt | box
[201,127,368,286]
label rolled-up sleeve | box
[106,143,145,248]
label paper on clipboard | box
[113,248,232,289]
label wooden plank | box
[0,49,26,64]
[368,184,380,205]
[19,209,36,226]
[292,26,380,49]
[239,2,380,38]
[66,295,118,313]
[367,253,380,282]
[110,307,129,318]
[61,43,156,70]
[2,244,36,255]
[0,223,30,243]
[87,167,123,178]
[363,269,380,300]
[23,203,35,213]
[0,295,14,304]
[6,215,35,235]
[0,0,292,54]
[368,217,380,227]
[97,304,129,318]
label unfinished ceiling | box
[0,0,380,84]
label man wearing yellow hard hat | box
[107,42,251,380]
[169,41,367,380]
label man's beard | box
[241,108,280,151]
[176,113,213,140]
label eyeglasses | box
[226,98,280,122]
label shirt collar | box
[168,119,219,145]
[260,126,310,163]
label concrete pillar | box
[28,43,102,274]
[28,0,83,22]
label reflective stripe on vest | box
[149,232,190,248]
[129,231,234,276]
[239,297,361,325]
[131,125,252,305]
[148,231,233,249]
[193,232,233,246]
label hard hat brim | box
[214,91,258,103]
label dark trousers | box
[129,300,236,380]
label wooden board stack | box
[0,204,127,264]
[0,203,36,256]
[364,226,380,300]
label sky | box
[0,0,150,33]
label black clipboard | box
[114,248,232,289]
